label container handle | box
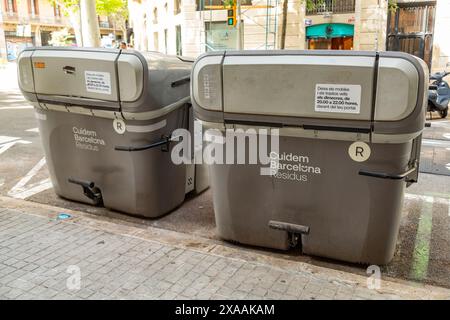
[358,163,417,181]
[114,135,181,152]
[171,76,190,88]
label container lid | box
[18,47,146,111]
[191,50,428,140]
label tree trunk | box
[68,10,83,46]
[280,0,289,49]
[80,0,101,47]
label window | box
[153,7,158,24]
[306,0,355,15]
[164,29,168,54]
[5,0,17,13]
[174,0,182,15]
[54,3,62,17]
[153,32,159,51]
[28,0,39,16]
[196,0,251,11]
[176,25,182,55]
[386,3,436,69]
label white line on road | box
[404,193,449,205]
[8,178,52,200]
[0,136,19,145]
[0,141,18,156]
[0,106,33,110]
[8,157,52,199]
[26,127,39,133]
[9,157,46,192]
[422,139,450,148]
[0,136,31,155]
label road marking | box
[449,198,450,217]
[422,139,450,148]
[0,141,19,155]
[8,178,52,200]
[8,157,52,199]
[0,136,19,145]
[26,128,39,133]
[404,193,449,205]
[0,106,33,110]
[409,197,433,281]
[0,137,31,156]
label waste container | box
[191,50,428,264]
[17,47,208,218]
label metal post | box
[236,0,243,50]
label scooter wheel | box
[440,108,448,119]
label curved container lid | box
[191,50,428,142]
[18,47,192,116]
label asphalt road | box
[1,62,450,289]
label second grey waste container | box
[191,50,428,264]
[18,47,208,218]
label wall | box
[354,0,388,51]
[137,0,306,57]
[431,0,450,73]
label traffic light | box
[227,2,236,26]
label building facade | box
[129,0,449,73]
[0,0,70,61]
[0,0,124,62]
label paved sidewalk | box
[0,197,449,300]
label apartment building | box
[0,0,124,62]
[129,0,447,72]
[0,0,68,61]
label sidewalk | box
[0,196,449,300]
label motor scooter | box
[428,71,450,119]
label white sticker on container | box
[348,141,371,162]
[315,84,361,114]
[85,71,111,94]
[113,119,126,134]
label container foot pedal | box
[268,220,310,248]
[68,178,103,206]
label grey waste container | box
[191,50,428,264]
[17,47,208,218]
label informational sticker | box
[315,84,361,114]
[113,119,126,135]
[348,141,371,162]
[85,71,111,94]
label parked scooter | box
[428,71,450,119]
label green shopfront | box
[306,23,354,50]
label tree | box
[48,28,76,46]
[50,0,84,46]
[96,0,129,43]
[50,0,121,47]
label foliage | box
[222,0,234,7]
[305,0,325,12]
[48,28,75,46]
[96,0,128,19]
[48,0,80,16]
[388,0,398,13]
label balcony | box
[306,0,355,15]
[99,21,111,29]
[196,0,252,11]
[1,12,70,26]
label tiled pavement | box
[0,204,449,300]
